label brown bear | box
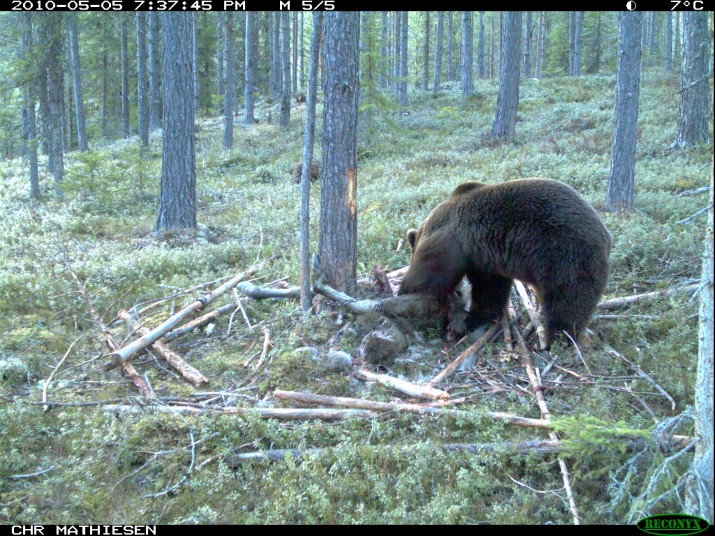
[398,178,611,348]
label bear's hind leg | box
[541,288,600,348]
[465,272,513,332]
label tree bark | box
[223,13,235,149]
[674,12,710,148]
[433,12,444,92]
[136,12,149,148]
[192,14,200,116]
[461,12,473,96]
[120,17,130,138]
[279,12,291,127]
[523,11,533,78]
[22,13,40,199]
[447,11,454,81]
[686,176,714,523]
[477,12,485,79]
[216,13,224,100]
[492,11,522,140]
[422,12,430,91]
[67,14,88,152]
[156,13,197,232]
[605,12,642,211]
[319,13,360,296]
[398,12,408,105]
[43,15,64,194]
[535,12,545,79]
[148,13,162,131]
[299,12,324,313]
[244,12,256,125]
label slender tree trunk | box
[280,12,291,127]
[647,11,657,66]
[192,15,200,116]
[422,12,430,91]
[674,12,710,148]
[270,12,281,100]
[300,12,305,91]
[157,13,196,232]
[685,177,714,523]
[101,51,108,138]
[524,11,533,78]
[665,12,673,73]
[477,12,485,80]
[605,12,642,211]
[292,12,298,95]
[492,12,521,140]
[120,17,130,138]
[244,12,256,125]
[433,11,444,92]
[447,11,454,81]
[535,11,544,79]
[398,12,408,105]
[22,12,40,199]
[43,16,64,193]
[137,12,149,148]
[216,13,224,101]
[300,12,324,313]
[674,13,681,67]
[490,13,495,79]
[380,11,388,89]
[393,12,401,97]
[319,12,360,296]
[148,13,161,131]
[67,14,88,152]
[570,11,584,76]
[461,12,473,96]
[223,14,235,149]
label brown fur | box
[292,161,320,184]
[399,178,612,348]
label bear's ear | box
[407,229,418,251]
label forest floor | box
[0,72,712,524]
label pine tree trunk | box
[148,13,162,131]
[280,12,291,128]
[300,12,305,91]
[271,12,281,100]
[524,11,533,78]
[22,13,40,200]
[300,12,324,313]
[685,177,714,523]
[571,11,584,76]
[120,17,130,138]
[223,13,235,149]
[492,12,521,140]
[44,16,64,193]
[398,12,408,106]
[461,12,473,96]
[477,12,485,80]
[319,12,360,296]
[665,12,673,73]
[68,14,88,152]
[674,12,710,148]
[433,11,444,92]
[244,12,256,125]
[101,52,108,138]
[292,12,298,95]
[216,13,224,101]
[535,11,544,79]
[157,13,196,232]
[136,12,149,148]
[393,12,400,98]
[605,12,642,211]
[447,11,454,81]
[192,15,200,116]
[422,12,430,91]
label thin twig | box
[42,336,82,412]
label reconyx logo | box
[637,514,710,536]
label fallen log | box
[116,310,209,386]
[353,368,450,401]
[598,283,700,311]
[109,258,275,368]
[102,405,380,419]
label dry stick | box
[597,283,700,311]
[514,280,548,350]
[605,344,676,411]
[236,281,301,300]
[353,368,450,401]
[116,310,208,386]
[273,389,551,428]
[102,405,380,419]
[253,328,272,371]
[427,323,501,388]
[110,258,274,368]
[42,337,81,412]
[510,318,581,525]
[163,302,237,342]
[62,253,152,398]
